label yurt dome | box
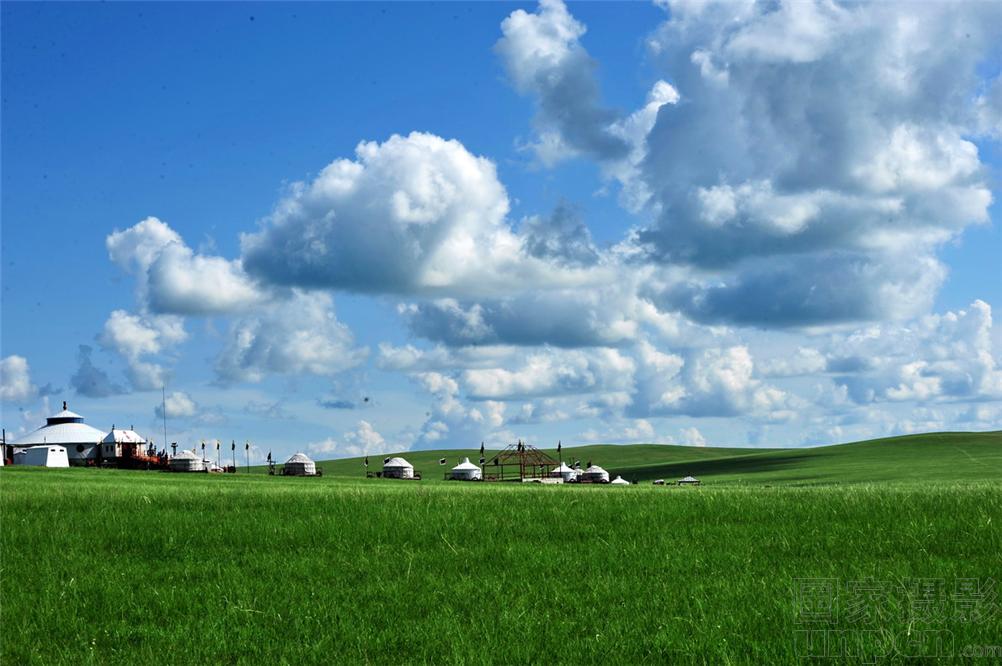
[383,456,414,479]
[549,462,577,482]
[284,452,317,476]
[169,449,205,473]
[11,402,105,465]
[581,464,610,483]
[449,457,481,481]
[610,476,630,485]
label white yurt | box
[449,457,481,481]
[581,464,610,483]
[610,475,630,485]
[11,402,105,465]
[284,452,317,476]
[383,457,414,479]
[169,450,205,473]
[101,427,147,460]
[13,445,70,468]
[549,462,577,482]
[678,475,701,486]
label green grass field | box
[2,432,1000,664]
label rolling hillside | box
[308,431,1001,485]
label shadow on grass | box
[611,451,817,483]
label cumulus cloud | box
[620,0,1000,327]
[154,391,199,419]
[520,204,600,266]
[496,0,630,164]
[99,310,187,391]
[107,216,266,315]
[70,345,126,398]
[214,290,367,383]
[309,420,389,459]
[409,371,507,450]
[462,348,634,401]
[242,132,599,298]
[0,355,37,402]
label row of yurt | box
[449,457,481,481]
[383,457,414,479]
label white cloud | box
[215,290,367,383]
[107,216,266,315]
[462,348,634,401]
[309,420,389,459]
[0,355,37,402]
[154,391,199,419]
[99,310,188,391]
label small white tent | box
[549,462,577,482]
[284,452,317,476]
[610,476,630,485]
[169,450,205,472]
[678,475,701,486]
[581,465,610,483]
[13,445,69,468]
[383,457,414,479]
[449,457,481,481]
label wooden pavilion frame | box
[483,440,557,482]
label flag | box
[231,440,235,451]
[245,441,249,451]
[587,460,592,468]
[216,440,220,451]
[439,457,446,465]
[480,441,485,457]
[384,457,390,464]
[364,455,369,467]
[267,451,272,462]
[557,440,562,458]
[201,441,205,452]
[479,457,486,464]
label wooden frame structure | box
[483,440,557,482]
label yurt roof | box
[11,421,105,447]
[585,464,607,474]
[451,457,479,471]
[384,457,412,468]
[49,408,84,421]
[173,450,200,460]
[610,476,630,485]
[102,429,146,445]
[553,462,575,473]
[680,475,699,482]
[286,452,314,464]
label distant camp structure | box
[448,457,482,481]
[483,440,557,482]
[610,475,630,485]
[13,445,70,468]
[678,475,701,486]
[9,402,105,466]
[580,464,610,484]
[169,450,205,473]
[549,462,577,482]
[381,457,417,480]
[282,452,321,476]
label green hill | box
[307,431,1001,486]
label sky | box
[2,0,1001,461]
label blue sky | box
[2,1,1001,460]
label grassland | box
[2,431,1001,664]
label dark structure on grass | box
[483,440,557,482]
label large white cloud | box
[107,217,267,315]
[0,355,37,402]
[309,420,389,459]
[628,0,1000,327]
[462,348,635,401]
[214,290,367,383]
[98,310,188,391]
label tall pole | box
[161,385,168,453]
[245,441,250,473]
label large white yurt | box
[14,445,70,468]
[101,427,147,460]
[383,457,414,479]
[581,464,610,484]
[284,452,317,476]
[449,457,482,481]
[169,450,205,472]
[549,462,577,482]
[610,475,630,485]
[11,402,105,465]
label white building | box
[383,457,414,479]
[549,462,577,482]
[284,452,317,476]
[169,450,205,473]
[678,475,701,486]
[100,427,147,460]
[14,445,70,468]
[449,457,481,481]
[11,402,105,465]
[581,465,610,484]
[610,476,630,485]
